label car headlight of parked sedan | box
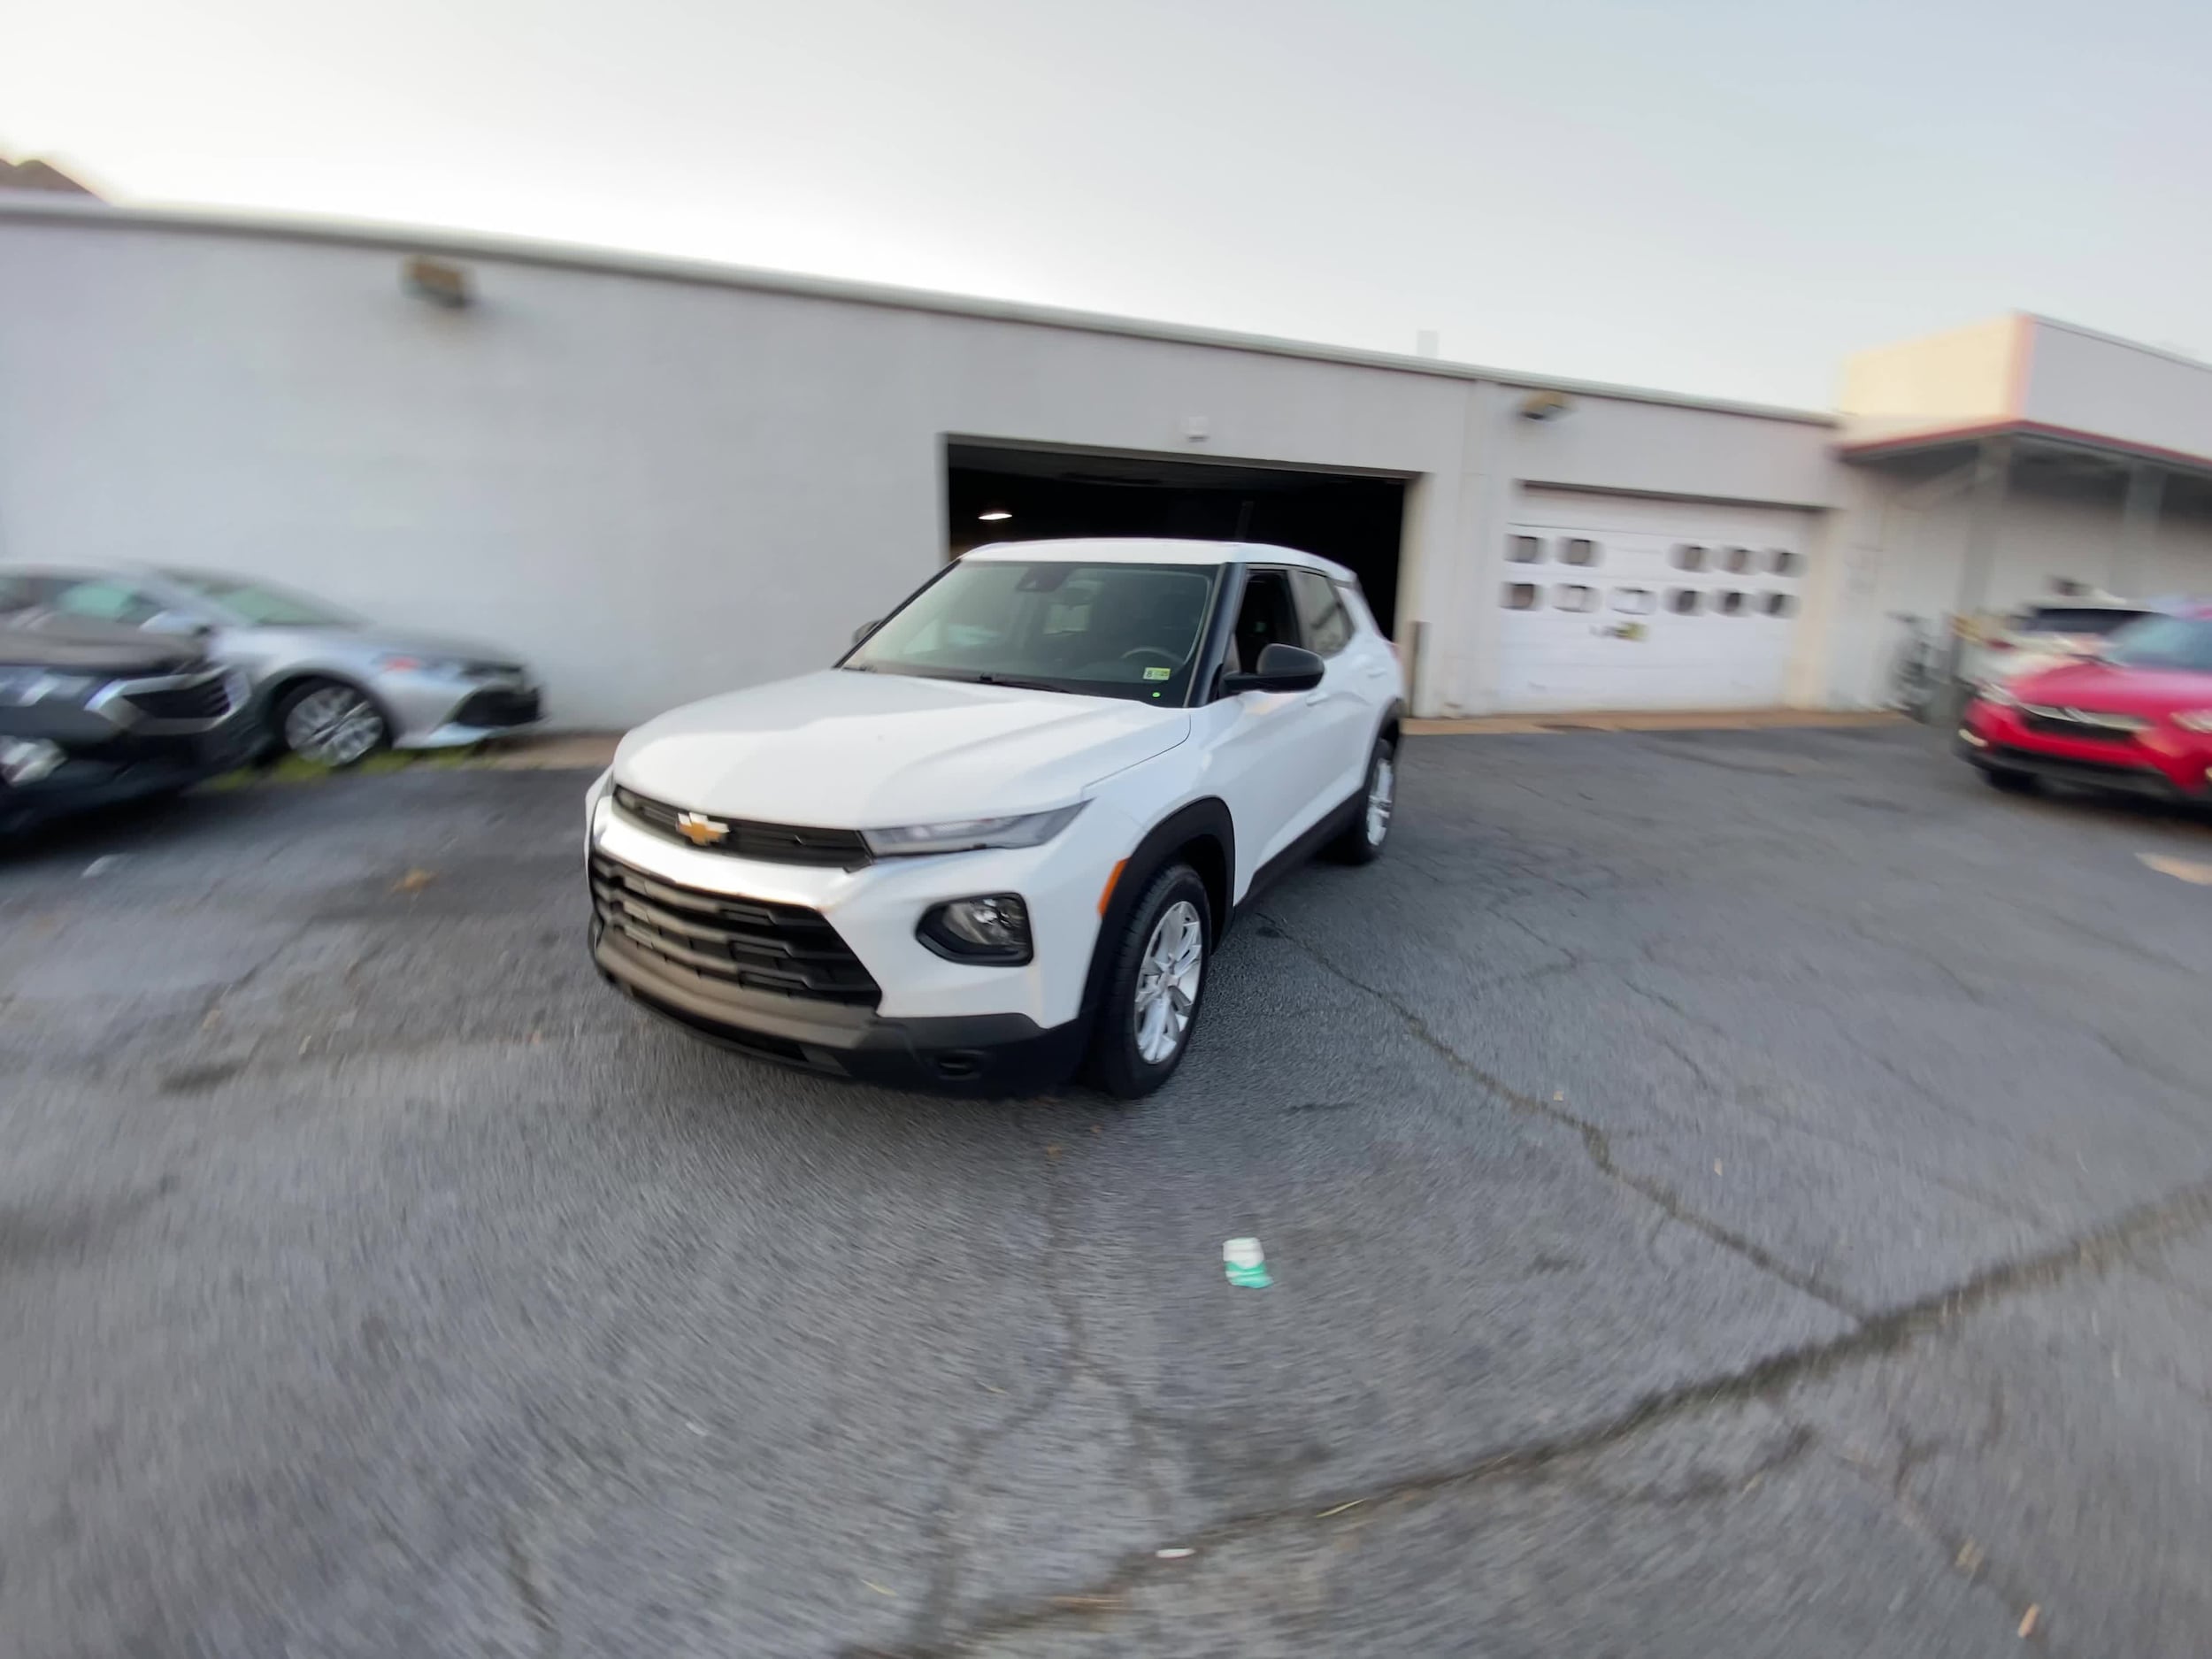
[372,653,518,680]
[2171,710,2212,733]
[0,669,102,707]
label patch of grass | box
[197,743,488,792]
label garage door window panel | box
[1554,585,1600,613]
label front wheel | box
[1087,863,1211,1099]
[276,679,389,768]
[1325,737,1395,864]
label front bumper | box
[0,714,258,834]
[592,918,1089,1093]
[1956,701,2212,799]
[384,677,545,749]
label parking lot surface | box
[6,726,2212,1657]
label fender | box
[1079,796,1236,1020]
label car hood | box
[0,612,204,677]
[2008,659,2212,714]
[614,669,1191,826]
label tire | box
[1325,736,1396,864]
[1979,765,2038,795]
[275,678,389,768]
[1087,862,1211,1099]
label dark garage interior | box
[946,442,1407,636]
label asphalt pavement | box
[4,726,2211,1657]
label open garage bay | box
[5,728,2212,1655]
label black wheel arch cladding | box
[1079,796,1233,1020]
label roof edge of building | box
[0,195,1836,427]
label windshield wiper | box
[965,673,1070,694]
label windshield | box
[159,571,357,627]
[846,558,1219,704]
[2103,615,2212,672]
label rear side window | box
[47,578,165,626]
[2018,607,2153,636]
[1289,569,1354,657]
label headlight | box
[918,895,1033,964]
[373,653,465,676]
[863,803,1085,856]
[2172,710,2212,733]
[0,737,66,785]
[0,668,101,707]
[1974,684,2019,708]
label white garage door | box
[1495,490,1816,711]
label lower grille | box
[119,671,237,724]
[453,687,541,728]
[612,785,872,867]
[1987,745,2175,795]
[589,851,880,1007]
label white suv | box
[585,539,1405,1096]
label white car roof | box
[961,537,1356,582]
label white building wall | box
[0,210,1848,727]
[1820,469,2212,706]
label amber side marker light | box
[1098,859,1129,916]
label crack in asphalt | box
[907,1111,1171,1653]
[878,1164,2212,1656]
[502,1516,562,1659]
[1263,917,1870,1321]
[1611,979,2052,1227]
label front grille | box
[119,670,237,725]
[2020,707,2142,744]
[453,687,542,728]
[612,785,872,868]
[590,851,880,1007]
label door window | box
[1289,569,1353,657]
[1226,568,1302,682]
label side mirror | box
[1221,642,1325,695]
[852,619,880,646]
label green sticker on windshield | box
[1143,665,1172,680]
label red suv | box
[1958,608,2212,802]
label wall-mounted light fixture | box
[403,256,472,309]
[978,505,1013,522]
[1517,389,1574,422]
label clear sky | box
[5,0,2205,408]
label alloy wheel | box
[1133,899,1204,1064]
[285,686,385,767]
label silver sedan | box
[0,565,542,765]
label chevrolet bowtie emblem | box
[675,810,730,847]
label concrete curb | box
[1405,710,1908,737]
